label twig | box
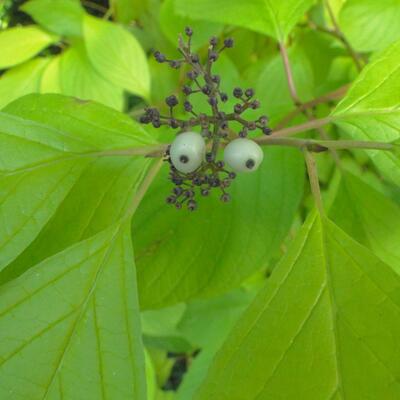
[304,150,324,215]
[274,84,350,130]
[324,0,363,71]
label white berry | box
[224,138,264,173]
[170,132,206,173]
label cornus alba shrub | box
[0,0,400,399]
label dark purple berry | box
[211,75,221,84]
[234,104,242,114]
[220,92,228,102]
[228,172,236,179]
[166,195,176,204]
[259,115,269,125]
[245,88,254,98]
[224,38,234,48]
[184,100,193,112]
[250,100,260,109]
[233,87,243,98]
[216,160,225,168]
[154,51,166,63]
[263,127,272,135]
[182,85,192,95]
[139,115,151,124]
[208,97,218,106]
[209,51,219,62]
[185,26,193,36]
[169,60,181,69]
[166,95,178,107]
[209,36,218,46]
[220,193,231,203]
[202,85,212,95]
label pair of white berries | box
[170,132,264,174]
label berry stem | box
[304,150,325,216]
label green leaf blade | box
[83,15,151,99]
[194,213,400,399]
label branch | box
[304,150,324,215]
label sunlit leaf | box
[0,26,57,69]
[339,0,400,52]
[21,0,84,37]
[174,0,315,41]
[83,14,151,99]
[133,147,304,309]
[332,39,400,185]
[195,212,400,399]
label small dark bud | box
[166,95,179,107]
[209,36,218,46]
[210,178,220,187]
[175,202,183,210]
[184,100,193,112]
[172,176,183,185]
[259,115,269,125]
[239,129,248,138]
[248,122,257,130]
[209,51,219,62]
[263,127,273,135]
[191,54,199,63]
[152,119,161,128]
[208,96,218,106]
[216,160,225,168]
[187,70,199,80]
[245,88,255,98]
[184,189,195,198]
[206,152,213,162]
[139,115,151,124]
[185,26,193,36]
[224,38,234,48]
[173,187,184,196]
[154,51,166,63]
[166,195,176,204]
[202,85,212,95]
[228,171,236,179]
[201,188,210,197]
[234,104,242,114]
[220,121,228,130]
[233,87,243,98]
[170,118,179,128]
[220,92,228,102]
[220,193,231,203]
[182,85,192,95]
[211,75,221,84]
[187,200,198,211]
[192,177,202,186]
[250,100,260,109]
[169,60,181,69]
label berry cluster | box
[140,27,272,211]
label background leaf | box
[0,26,56,69]
[133,147,304,309]
[174,0,315,41]
[0,58,49,109]
[83,14,151,99]
[339,0,400,52]
[332,39,400,185]
[194,212,400,399]
[21,0,84,37]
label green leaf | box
[159,0,222,50]
[174,0,315,41]
[176,289,255,400]
[329,170,400,273]
[111,0,147,24]
[256,46,314,125]
[194,212,400,399]
[0,58,49,110]
[133,147,304,309]
[332,39,400,185]
[21,0,84,37]
[83,14,151,99]
[0,93,156,274]
[0,26,57,69]
[339,0,400,52]
[59,44,124,110]
[40,55,62,93]
[0,222,147,400]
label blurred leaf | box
[256,46,314,125]
[133,147,304,309]
[59,44,124,110]
[330,170,400,273]
[194,212,400,399]
[21,0,84,37]
[111,0,148,24]
[0,57,49,109]
[174,0,315,41]
[160,0,222,50]
[339,0,400,52]
[176,289,255,399]
[0,93,155,276]
[40,55,61,93]
[332,39,400,185]
[0,222,147,400]
[0,26,56,69]
[83,14,151,99]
